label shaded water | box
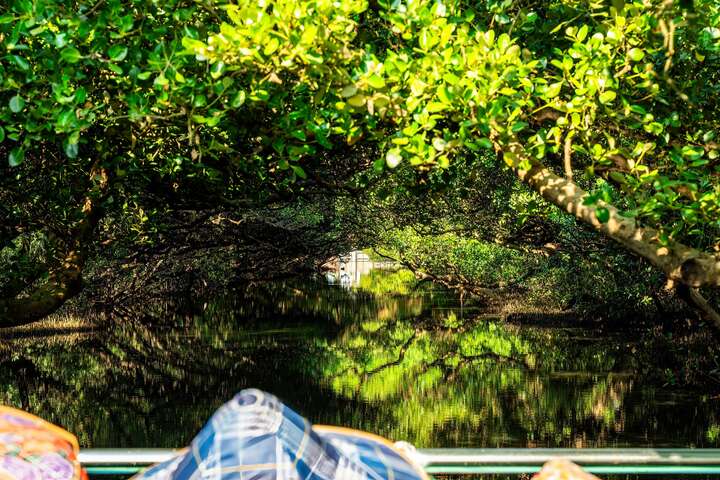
[0,270,718,450]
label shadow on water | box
[0,269,718,449]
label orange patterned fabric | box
[533,459,600,480]
[0,407,87,480]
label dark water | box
[0,270,718,450]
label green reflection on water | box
[0,272,717,450]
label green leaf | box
[599,91,617,104]
[9,95,24,113]
[478,138,493,149]
[54,33,67,48]
[8,147,24,167]
[108,63,124,75]
[56,109,77,129]
[367,74,385,89]
[443,72,460,85]
[108,45,128,61]
[301,25,318,44]
[75,87,87,104]
[250,89,270,102]
[437,86,453,103]
[0,127,3,142]
[340,85,358,98]
[628,48,645,62]
[545,82,563,99]
[154,74,169,87]
[61,46,82,64]
[386,148,402,168]
[550,22,565,34]
[182,37,206,53]
[193,95,207,107]
[304,52,323,64]
[609,171,626,184]
[64,140,79,158]
[611,0,626,12]
[206,114,222,127]
[644,122,663,135]
[681,145,704,160]
[595,207,610,223]
[347,95,366,108]
[511,121,528,133]
[419,29,430,50]
[576,25,589,42]
[291,164,307,179]
[231,91,246,108]
[210,62,225,79]
[497,33,511,52]
[11,55,30,71]
[264,37,280,56]
[494,13,510,25]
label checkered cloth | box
[134,389,427,480]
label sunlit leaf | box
[60,47,82,64]
[8,147,24,167]
[9,95,24,113]
[599,91,617,104]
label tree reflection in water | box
[0,272,718,449]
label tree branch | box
[563,131,574,180]
[502,140,720,288]
[0,167,109,327]
[676,284,720,335]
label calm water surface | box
[0,271,718,449]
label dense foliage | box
[0,0,719,326]
[169,0,719,275]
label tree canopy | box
[1,0,719,325]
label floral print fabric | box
[0,407,87,480]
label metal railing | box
[80,448,720,476]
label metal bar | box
[424,465,720,475]
[86,467,144,475]
[84,465,720,476]
[412,448,720,467]
[80,449,179,466]
[80,448,720,476]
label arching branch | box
[502,141,720,288]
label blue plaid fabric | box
[134,389,427,480]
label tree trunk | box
[0,167,108,327]
[502,141,720,288]
[676,284,720,335]
[0,252,84,327]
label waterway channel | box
[0,270,718,450]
